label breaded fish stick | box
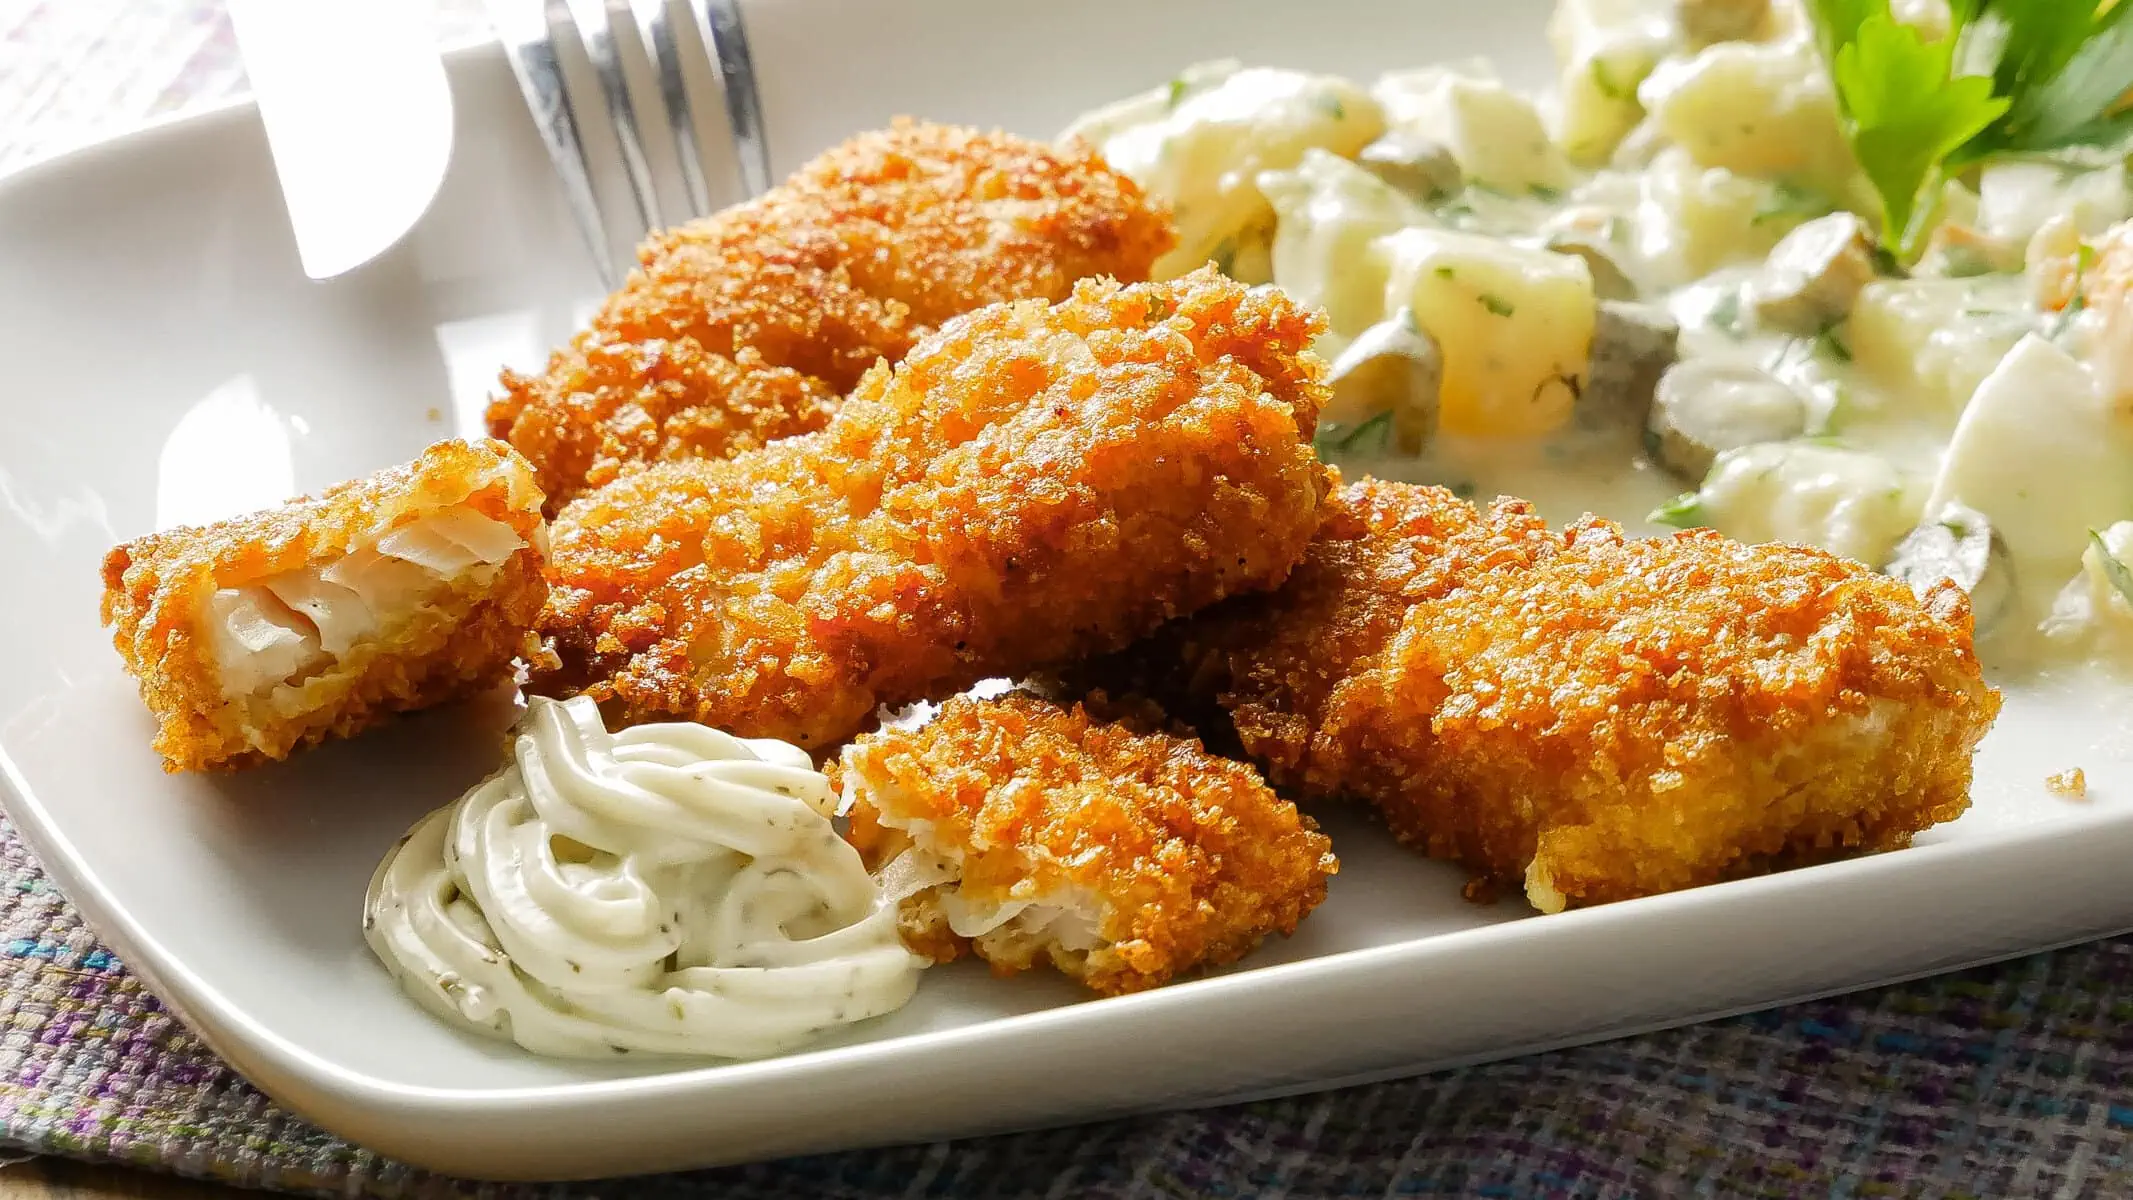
[532,268,1331,750]
[1074,478,2001,911]
[837,692,1337,995]
[101,440,549,772]
[488,120,1174,509]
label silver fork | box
[483,0,774,289]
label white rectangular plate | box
[2,0,2130,1182]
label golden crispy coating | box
[1072,476,1559,790]
[532,268,1331,750]
[488,120,1174,509]
[100,440,549,772]
[837,692,1337,995]
[1073,478,2001,911]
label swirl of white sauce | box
[363,695,926,1059]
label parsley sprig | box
[1807,0,2133,255]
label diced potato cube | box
[1849,280,2027,420]
[1691,441,1923,567]
[1373,67,1572,194]
[1260,150,1429,340]
[1062,61,1384,281]
[1376,228,1597,437]
[1633,147,1798,282]
[1548,0,1676,163]
[1640,38,1861,203]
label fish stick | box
[531,267,1331,750]
[1071,477,2002,911]
[488,120,1175,510]
[836,691,1337,995]
[100,440,549,772]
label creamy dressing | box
[1066,2,2133,682]
[364,695,926,1059]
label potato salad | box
[1062,0,2133,678]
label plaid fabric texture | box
[10,2,2133,1196]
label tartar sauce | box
[364,695,926,1059]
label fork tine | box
[483,0,618,289]
[564,0,663,235]
[686,0,774,198]
[632,0,713,219]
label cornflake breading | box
[1072,478,2001,912]
[100,440,550,772]
[487,120,1175,510]
[837,692,1338,995]
[531,268,1332,750]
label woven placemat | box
[10,2,2133,1196]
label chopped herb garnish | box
[1529,183,1563,202]
[1166,77,1189,110]
[1590,57,1636,102]
[1938,243,1996,278]
[1480,293,1516,317]
[1434,265,1457,280]
[1816,382,1855,434]
[1313,410,1396,456]
[2050,242,2099,338]
[1751,181,1832,227]
[1649,492,1708,529]
[1707,289,1748,337]
[2091,529,2133,606]
[1211,237,1238,276]
[1814,322,1854,362]
[1314,93,1346,120]
[1767,338,1814,374]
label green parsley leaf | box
[1166,77,1189,110]
[1808,0,2133,255]
[1479,293,1516,317]
[1961,4,2133,156]
[2092,528,2133,607]
[1828,9,2009,249]
[1648,492,1708,529]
